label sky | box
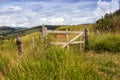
[0,0,119,27]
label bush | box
[89,33,120,52]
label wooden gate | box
[41,25,89,50]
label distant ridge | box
[0,26,15,31]
[0,25,61,39]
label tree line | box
[95,9,120,32]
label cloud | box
[0,0,119,27]
[50,17,64,25]
[0,5,22,12]
[94,0,119,20]
[0,0,97,27]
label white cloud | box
[0,0,119,27]
[94,0,119,20]
[0,1,97,27]
[41,18,47,21]
[0,5,22,12]
[0,14,29,27]
[9,6,22,11]
[50,17,64,25]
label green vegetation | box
[57,24,93,31]
[0,32,120,80]
[95,10,120,32]
[89,33,120,52]
[0,30,120,80]
[0,25,60,40]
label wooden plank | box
[62,32,84,48]
[71,41,84,44]
[47,30,83,34]
[66,29,69,50]
[51,42,66,45]
[51,41,84,45]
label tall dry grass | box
[0,32,120,80]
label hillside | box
[57,24,94,31]
[0,26,15,30]
[31,25,61,30]
[0,26,15,35]
[0,25,61,39]
[0,27,120,80]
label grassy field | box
[0,25,120,80]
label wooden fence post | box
[42,24,47,37]
[84,28,89,51]
[80,37,83,52]
[42,24,45,37]
[32,37,35,49]
[45,27,47,36]
[66,29,69,50]
[16,36,23,55]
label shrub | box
[89,33,120,52]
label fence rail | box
[51,41,84,45]
[41,25,89,51]
[47,30,84,34]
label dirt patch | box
[55,34,66,40]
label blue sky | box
[0,0,119,27]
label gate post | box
[16,36,23,55]
[42,24,47,37]
[84,28,89,51]
[32,37,35,50]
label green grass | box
[0,31,120,80]
[0,46,120,80]
[89,33,120,52]
[57,24,93,31]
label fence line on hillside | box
[15,25,89,54]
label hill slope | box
[0,26,15,34]
[0,25,61,39]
